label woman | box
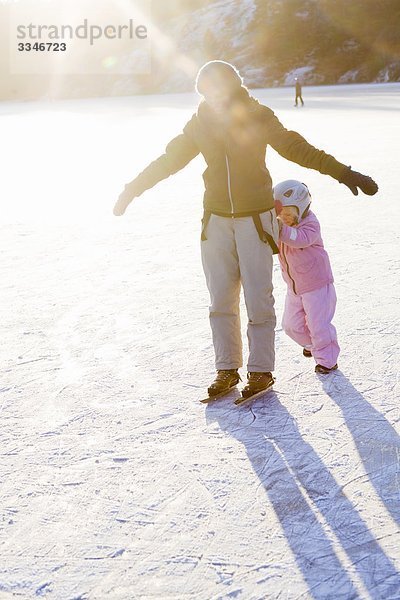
[113,61,378,399]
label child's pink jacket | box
[278,211,334,295]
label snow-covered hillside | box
[161,0,258,90]
[0,83,399,598]
[152,0,400,92]
[1,0,399,100]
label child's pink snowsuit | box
[278,211,340,368]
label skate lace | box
[216,370,234,381]
[248,372,270,382]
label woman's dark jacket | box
[125,92,346,216]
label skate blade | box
[234,380,275,406]
[200,385,238,404]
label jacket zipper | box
[225,154,235,215]
[282,243,297,294]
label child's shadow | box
[321,371,400,527]
[206,390,399,600]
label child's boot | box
[315,364,338,374]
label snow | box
[170,0,257,41]
[284,66,317,86]
[159,0,257,91]
[376,62,400,84]
[338,69,361,84]
[1,83,399,598]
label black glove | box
[339,166,378,196]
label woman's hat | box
[195,61,243,95]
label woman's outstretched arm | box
[114,115,200,216]
[263,108,378,196]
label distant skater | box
[274,180,339,374]
[295,78,304,107]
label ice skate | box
[235,372,275,405]
[200,369,241,403]
[315,364,338,374]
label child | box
[273,180,339,374]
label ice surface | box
[0,83,399,599]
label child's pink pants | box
[282,284,340,368]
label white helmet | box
[273,180,311,220]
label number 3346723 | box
[18,42,67,51]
